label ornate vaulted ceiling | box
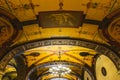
[1,0,120,21]
[0,0,120,80]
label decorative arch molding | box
[43,77,70,80]
[82,64,95,80]
[0,38,120,71]
[37,72,82,80]
[1,71,17,80]
[25,61,85,80]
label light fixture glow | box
[49,65,71,76]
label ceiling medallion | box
[49,65,71,76]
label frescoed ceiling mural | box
[0,0,120,80]
[0,0,120,21]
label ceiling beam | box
[21,19,101,26]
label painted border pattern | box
[0,38,120,70]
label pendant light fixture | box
[49,47,71,77]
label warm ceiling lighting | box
[49,65,71,76]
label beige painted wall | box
[95,55,120,80]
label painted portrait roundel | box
[0,17,14,44]
[99,8,120,46]
[0,7,21,46]
[107,17,120,43]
